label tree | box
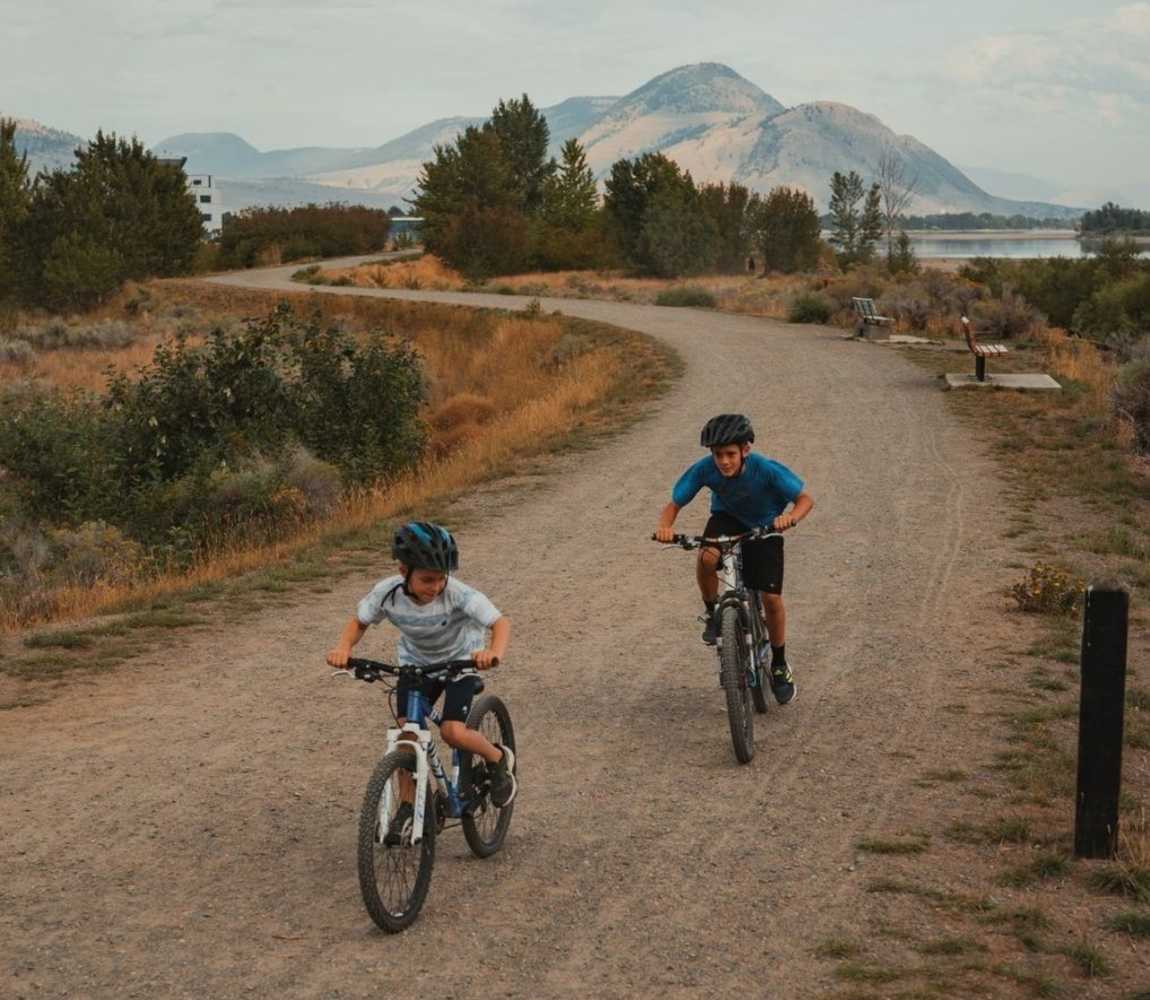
[749,186,822,273]
[489,94,554,214]
[889,230,918,275]
[0,118,32,302]
[541,139,598,231]
[15,131,203,309]
[828,170,883,267]
[413,125,521,269]
[698,182,757,273]
[603,152,694,264]
[636,184,718,278]
[876,146,918,271]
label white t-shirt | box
[356,575,502,665]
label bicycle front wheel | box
[720,605,755,763]
[357,746,435,932]
[461,694,516,858]
[749,597,770,715]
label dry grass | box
[323,255,467,291]
[0,332,180,393]
[1,281,671,631]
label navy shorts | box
[703,512,784,594]
[396,674,483,724]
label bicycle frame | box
[378,687,473,846]
[712,541,766,677]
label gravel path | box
[2,260,1018,999]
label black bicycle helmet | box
[700,413,755,447]
[391,521,459,573]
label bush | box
[1114,359,1150,453]
[13,318,137,351]
[1011,562,1084,614]
[655,286,717,308]
[0,336,36,367]
[788,292,833,324]
[970,292,1040,340]
[48,521,145,586]
[218,203,393,269]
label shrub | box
[0,336,36,366]
[1114,359,1150,453]
[788,292,833,324]
[13,318,137,350]
[655,286,717,308]
[880,292,931,331]
[970,292,1040,340]
[1011,562,1085,614]
[218,203,393,269]
[48,521,145,586]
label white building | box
[187,173,223,233]
[157,156,223,233]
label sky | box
[3,0,1149,200]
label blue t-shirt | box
[672,452,804,528]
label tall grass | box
[1,282,663,630]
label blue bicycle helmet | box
[391,521,459,573]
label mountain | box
[302,63,1077,217]
[6,116,85,173]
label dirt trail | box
[3,261,1022,998]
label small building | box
[157,156,223,234]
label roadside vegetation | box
[0,283,675,657]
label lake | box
[906,233,1150,260]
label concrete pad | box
[945,372,1061,391]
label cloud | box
[943,4,1150,122]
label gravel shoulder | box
[2,261,1048,998]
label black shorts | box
[703,512,784,594]
[396,674,483,724]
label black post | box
[1074,585,1129,858]
[975,354,987,382]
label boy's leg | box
[439,678,517,807]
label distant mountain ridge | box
[13,65,1087,217]
[6,116,85,173]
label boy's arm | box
[654,501,682,542]
[326,616,368,669]
[473,616,510,670]
[774,491,814,531]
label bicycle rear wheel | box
[720,605,755,763]
[460,694,516,858]
[357,746,435,932]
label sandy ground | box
[0,260,1097,998]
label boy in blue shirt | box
[654,414,814,704]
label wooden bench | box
[852,297,893,338]
[960,316,1009,382]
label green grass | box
[1104,911,1150,936]
[997,852,1071,887]
[815,938,862,959]
[915,936,987,956]
[23,631,95,649]
[1061,939,1110,977]
[834,962,904,984]
[654,285,717,308]
[1087,863,1150,902]
[856,835,931,855]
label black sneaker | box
[488,745,518,808]
[384,802,414,847]
[770,662,796,705]
[700,613,719,646]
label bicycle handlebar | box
[650,526,788,550]
[337,656,495,683]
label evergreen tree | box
[541,139,598,230]
[750,186,822,273]
[828,170,883,268]
[489,94,554,214]
[888,229,918,275]
[0,118,32,302]
[636,183,718,278]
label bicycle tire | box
[460,694,517,858]
[720,605,755,763]
[357,746,435,932]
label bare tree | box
[877,145,918,268]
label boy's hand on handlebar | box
[326,647,351,669]
[772,513,797,531]
[472,649,500,670]
[653,526,676,543]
